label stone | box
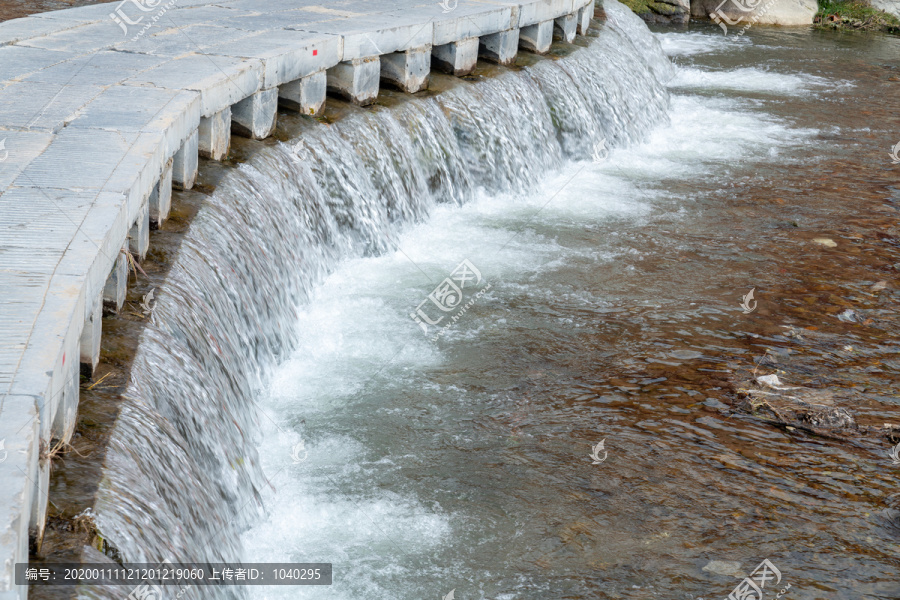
[149,158,173,228]
[128,201,150,261]
[695,0,817,28]
[553,13,578,42]
[79,295,102,377]
[279,71,327,116]
[172,129,199,190]
[479,29,519,65]
[231,88,279,139]
[103,249,128,314]
[380,47,431,94]
[432,38,480,76]
[326,58,381,106]
[577,4,593,34]
[519,21,554,54]
[198,108,231,160]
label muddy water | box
[242,23,900,600]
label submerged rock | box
[702,560,747,578]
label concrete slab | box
[0,82,105,133]
[0,46,75,83]
[66,85,201,160]
[123,53,262,118]
[116,24,258,57]
[17,21,125,54]
[292,15,434,60]
[0,16,87,46]
[207,30,342,90]
[20,51,170,87]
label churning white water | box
[239,13,819,600]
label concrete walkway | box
[0,0,593,596]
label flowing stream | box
[82,3,900,599]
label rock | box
[870,0,900,19]
[871,280,888,292]
[702,560,746,578]
[626,0,691,23]
[757,374,783,388]
[813,237,838,247]
[693,0,817,27]
[837,309,862,323]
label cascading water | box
[85,3,673,598]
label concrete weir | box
[0,0,594,596]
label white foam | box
[655,31,752,56]
[669,66,843,95]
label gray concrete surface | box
[0,0,595,597]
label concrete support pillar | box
[199,107,231,160]
[103,249,128,314]
[172,129,199,190]
[479,29,519,66]
[279,71,327,116]
[554,13,578,42]
[128,201,149,262]
[577,4,592,35]
[30,459,50,554]
[79,295,102,377]
[232,88,278,140]
[519,21,554,54]
[149,157,173,229]
[380,46,431,93]
[327,57,380,106]
[432,37,480,76]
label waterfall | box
[84,3,673,598]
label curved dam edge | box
[0,0,596,596]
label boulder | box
[870,0,900,18]
[693,0,817,28]
[640,0,692,23]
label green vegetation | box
[814,0,900,33]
